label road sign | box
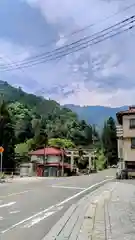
[0,147,4,153]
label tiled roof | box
[116,106,135,124]
[117,108,135,116]
[29,147,65,156]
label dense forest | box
[0,81,118,172]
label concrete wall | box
[31,155,44,164]
[47,156,61,163]
[20,163,35,177]
[117,115,135,162]
[123,139,135,161]
[31,155,61,164]
[117,139,123,159]
[123,115,135,138]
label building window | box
[131,138,135,149]
[130,119,135,129]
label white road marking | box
[1,205,58,234]
[23,211,55,228]
[106,176,114,178]
[1,178,113,234]
[23,206,63,228]
[0,190,32,198]
[0,202,16,208]
[0,216,3,220]
[56,178,114,207]
[52,185,86,190]
[9,211,20,214]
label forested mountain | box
[0,81,93,148]
[0,80,127,127]
[64,104,128,125]
[0,80,59,117]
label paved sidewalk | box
[44,181,135,240]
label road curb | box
[42,179,114,240]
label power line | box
[0,16,134,72]
[1,20,134,72]
[0,1,134,75]
[11,16,135,64]
[0,15,134,72]
[46,25,134,63]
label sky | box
[0,0,135,107]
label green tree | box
[102,117,118,166]
[9,102,34,143]
[0,101,15,172]
[96,149,106,171]
[32,129,48,150]
[15,139,34,164]
[48,138,75,149]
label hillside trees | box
[0,81,95,165]
[9,102,34,143]
[8,101,93,148]
[0,101,15,171]
[48,138,75,148]
[102,117,118,166]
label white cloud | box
[60,83,135,108]
[0,39,30,64]
[0,38,40,89]
[1,0,135,107]
[25,0,120,26]
[56,34,67,47]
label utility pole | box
[0,152,3,173]
[61,148,64,177]
[44,144,46,163]
[43,144,47,177]
[88,153,91,174]
[0,147,4,173]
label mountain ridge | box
[0,80,129,126]
[64,104,128,125]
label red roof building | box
[29,147,71,177]
[29,147,65,156]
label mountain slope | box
[0,80,60,117]
[0,80,128,126]
[64,104,128,125]
[0,80,94,147]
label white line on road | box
[106,176,114,178]
[56,178,114,207]
[0,190,32,199]
[23,206,63,228]
[52,185,86,190]
[23,212,55,228]
[0,202,16,208]
[1,178,113,234]
[9,211,20,214]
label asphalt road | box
[0,169,115,240]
